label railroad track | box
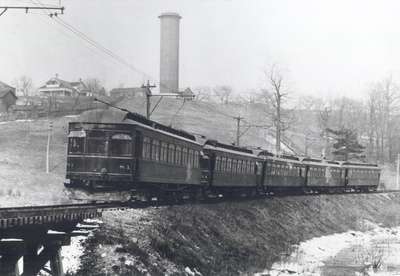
[1,189,399,230]
[0,202,124,230]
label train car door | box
[199,152,212,187]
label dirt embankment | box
[74,193,400,276]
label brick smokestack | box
[159,12,181,93]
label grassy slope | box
[75,193,400,276]
[0,117,74,206]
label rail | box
[0,202,122,230]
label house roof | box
[110,87,147,95]
[0,81,16,99]
[39,77,76,90]
[0,81,14,91]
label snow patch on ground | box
[61,235,87,274]
[256,221,400,276]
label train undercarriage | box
[64,179,379,205]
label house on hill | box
[0,81,17,112]
[109,87,147,98]
[38,75,92,97]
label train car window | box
[232,159,236,174]
[175,146,182,165]
[142,137,151,159]
[160,142,168,162]
[68,130,86,154]
[223,157,227,172]
[110,134,132,156]
[182,148,188,166]
[168,144,175,163]
[227,158,232,172]
[87,131,107,154]
[194,151,199,168]
[151,140,160,161]
[68,137,84,154]
[188,149,193,167]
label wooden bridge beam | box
[0,239,25,276]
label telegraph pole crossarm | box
[0,8,7,16]
[0,6,64,16]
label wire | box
[169,100,186,126]
[30,0,171,90]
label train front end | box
[64,122,136,200]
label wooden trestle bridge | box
[0,203,119,276]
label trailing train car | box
[65,109,204,201]
[342,162,380,192]
[258,151,306,194]
[301,158,344,193]
[201,140,263,195]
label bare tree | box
[213,85,232,104]
[319,104,332,158]
[193,86,212,102]
[13,75,33,99]
[367,76,400,163]
[84,78,105,96]
[261,64,294,154]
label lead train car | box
[65,110,203,200]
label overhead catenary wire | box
[31,0,180,92]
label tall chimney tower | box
[159,12,181,93]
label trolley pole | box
[234,116,243,146]
[142,80,156,120]
[46,121,53,174]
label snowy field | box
[256,221,400,276]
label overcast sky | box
[1,0,400,98]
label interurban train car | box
[64,108,381,202]
[65,109,204,201]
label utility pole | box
[46,121,53,174]
[397,153,400,190]
[141,81,156,119]
[234,116,243,146]
[0,6,65,16]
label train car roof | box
[301,158,343,168]
[70,109,200,145]
[258,151,304,164]
[342,162,380,169]
[203,140,260,159]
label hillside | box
[74,193,400,276]
[0,97,396,207]
[115,96,320,155]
